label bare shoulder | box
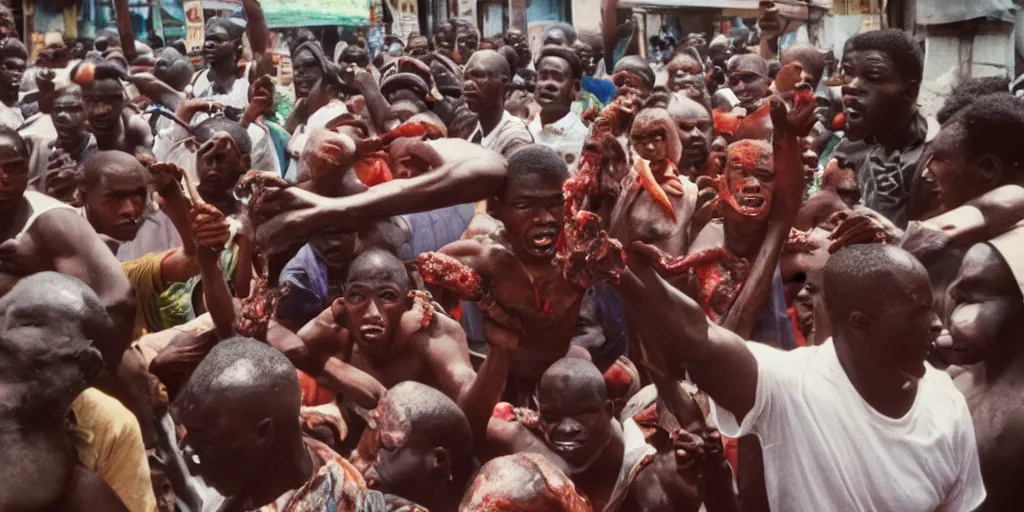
[58,466,130,512]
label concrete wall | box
[918,21,1015,119]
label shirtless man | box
[365,381,475,510]
[946,236,1024,511]
[668,96,714,178]
[73,61,154,157]
[461,453,590,511]
[0,273,129,512]
[0,128,134,361]
[28,85,96,202]
[487,358,737,511]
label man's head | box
[434,21,457,60]
[537,358,612,470]
[923,94,1024,212]
[343,248,412,358]
[721,140,774,220]
[504,28,530,71]
[80,151,151,242]
[74,61,128,136]
[708,35,732,68]
[460,453,590,511]
[0,38,27,97]
[668,96,713,171]
[340,44,371,69]
[52,85,88,144]
[940,242,1024,365]
[542,22,577,47]
[369,381,474,502]
[203,17,243,69]
[824,244,940,380]
[172,338,302,499]
[571,40,597,77]
[727,54,771,109]
[780,44,826,90]
[666,52,708,104]
[462,50,511,114]
[840,29,923,142]
[153,47,193,92]
[496,146,569,266]
[685,32,708,59]
[291,42,324,100]
[0,272,110,419]
[193,118,252,203]
[0,127,29,206]
[534,45,581,120]
[407,35,429,58]
[935,76,1010,126]
[453,19,480,64]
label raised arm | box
[351,69,395,134]
[255,139,506,254]
[617,244,758,423]
[722,98,815,339]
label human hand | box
[36,68,57,113]
[176,98,223,124]
[827,211,892,254]
[44,149,81,204]
[770,93,818,139]
[147,161,185,198]
[243,75,275,123]
[191,203,231,250]
[252,187,333,255]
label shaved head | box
[538,357,606,404]
[346,248,411,290]
[460,453,590,511]
[824,244,928,324]
[467,49,512,80]
[80,150,150,191]
[0,272,112,357]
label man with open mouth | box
[837,29,926,229]
[529,45,589,169]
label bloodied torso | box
[610,171,699,257]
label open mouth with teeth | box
[359,323,387,342]
[527,230,558,256]
[551,439,585,455]
[733,194,767,215]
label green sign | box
[261,0,370,28]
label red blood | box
[832,112,846,130]
[603,364,633,396]
[794,88,815,108]
[728,141,766,170]
[713,110,742,137]
[492,402,515,421]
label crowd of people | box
[1,0,1023,510]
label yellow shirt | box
[121,249,173,340]
[70,388,158,512]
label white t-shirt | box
[528,111,589,169]
[712,339,985,512]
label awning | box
[620,0,759,9]
[261,0,370,28]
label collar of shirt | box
[529,111,582,136]
[476,110,519,148]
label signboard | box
[386,0,420,41]
[184,0,205,56]
[261,0,371,28]
[457,0,477,27]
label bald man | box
[173,337,370,510]
[0,273,132,512]
[620,242,985,510]
[463,50,533,157]
[366,381,474,510]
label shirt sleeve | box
[938,401,987,512]
[248,124,282,176]
[710,341,797,439]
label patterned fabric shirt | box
[256,437,367,512]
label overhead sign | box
[184,0,205,56]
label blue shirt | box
[752,265,798,350]
[582,75,616,106]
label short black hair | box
[504,145,570,196]
[535,44,582,80]
[957,93,1024,179]
[205,17,244,41]
[823,244,925,325]
[289,29,319,58]
[177,337,300,423]
[844,29,923,84]
[0,126,28,160]
[386,381,475,484]
[345,247,410,289]
[497,45,518,72]
[340,44,370,68]
[542,22,577,46]
[194,117,253,157]
[79,150,149,193]
[936,76,1010,125]
[0,37,27,60]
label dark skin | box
[572,40,598,77]
[666,54,709,107]
[0,274,127,512]
[536,55,578,126]
[668,97,713,175]
[504,29,531,71]
[462,50,511,137]
[291,46,322,101]
[456,27,480,65]
[486,361,734,511]
[202,24,242,95]
[0,49,25,107]
[728,69,772,111]
[839,48,919,152]
[949,244,1024,511]
[81,77,154,157]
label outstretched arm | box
[255,140,506,253]
[617,244,758,422]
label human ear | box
[976,153,1003,186]
[255,418,275,446]
[242,154,252,171]
[428,446,452,479]
[905,79,921,104]
[76,347,105,383]
[848,311,868,330]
